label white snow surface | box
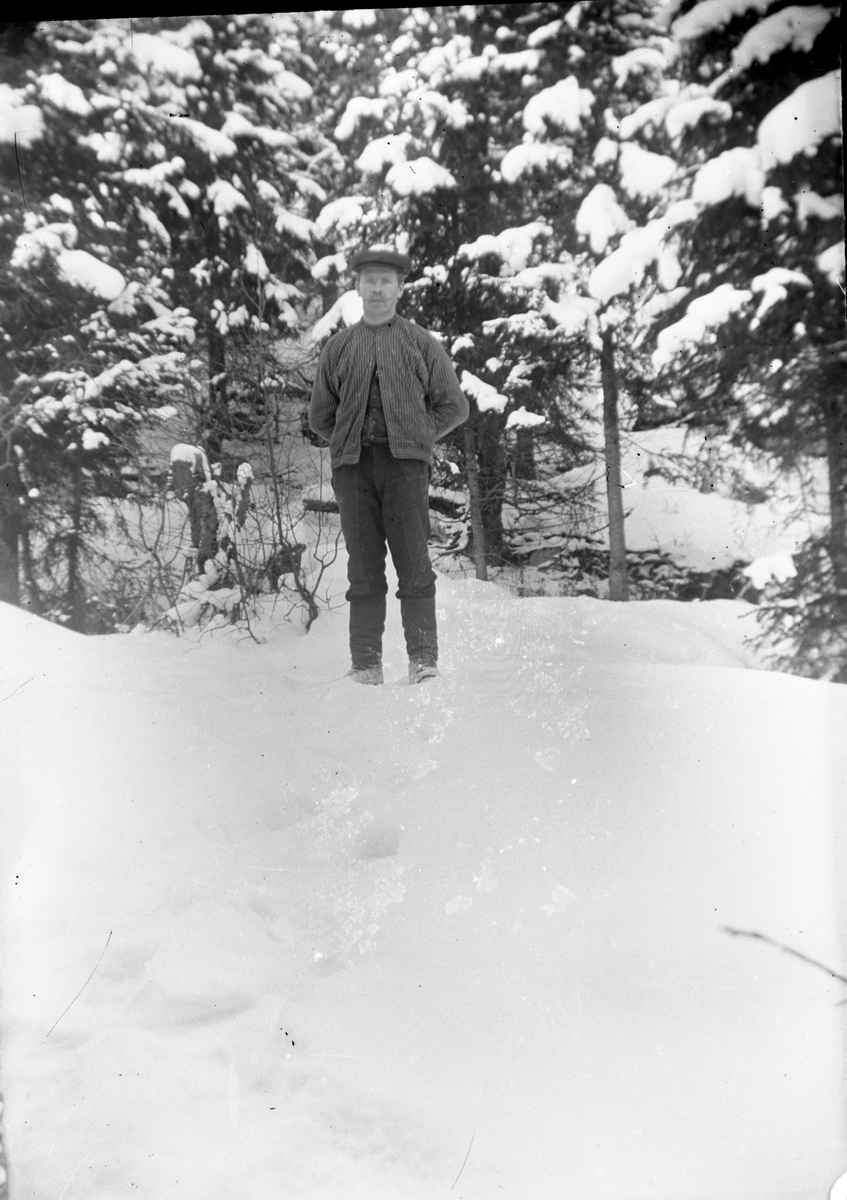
[1,552,844,1199]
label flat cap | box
[348,246,412,275]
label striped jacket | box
[308,316,469,468]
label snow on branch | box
[334,96,387,141]
[461,370,508,414]
[756,70,841,172]
[456,222,552,276]
[55,250,126,300]
[500,143,573,183]
[309,291,363,341]
[728,5,835,74]
[505,407,546,430]
[523,77,594,136]
[619,143,677,199]
[671,0,775,42]
[356,132,413,175]
[0,82,44,146]
[385,157,457,196]
[692,145,765,208]
[653,284,752,367]
[816,242,845,288]
[576,184,634,255]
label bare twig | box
[722,926,847,989]
[45,930,113,1039]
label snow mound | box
[1,571,844,1199]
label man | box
[309,246,469,685]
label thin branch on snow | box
[722,926,847,991]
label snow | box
[38,73,92,117]
[334,96,387,142]
[653,283,752,366]
[664,94,732,143]
[80,130,124,164]
[407,90,471,134]
[731,4,834,71]
[576,184,634,256]
[309,291,364,341]
[11,221,78,269]
[341,8,377,29]
[743,549,797,589]
[274,208,316,244]
[457,223,552,276]
[355,133,413,175]
[672,0,774,41]
[312,253,347,281]
[460,370,508,413]
[315,195,370,236]
[81,429,110,451]
[385,157,457,197]
[0,83,45,147]
[130,32,202,81]
[816,241,845,287]
[610,46,668,86]
[757,70,841,172]
[526,19,563,47]
[540,294,600,339]
[794,189,844,226]
[568,426,828,572]
[618,142,677,199]
[692,145,765,208]
[206,179,250,224]
[750,267,812,325]
[505,406,545,430]
[1,540,844,1197]
[179,118,238,161]
[523,77,594,136]
[588,220,679,304]
[499,142,572,183]
[243,244,269,281]
[55,250,126,300]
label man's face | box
[356,265,404,324]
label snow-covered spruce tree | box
[475,0,673,598]
[626,1,844,678]
[0,17,334,628]
[83,15,331,458]
[0,21,195,627]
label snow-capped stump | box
[168,444,219,572]
[168,444,253,575]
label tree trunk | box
[477,409,506,565]
[600,328,629,601]
[823,390,847,595]
[67,447,87,630]
[463,401,488,581]
[205,317,229,461]
[514,426,536,481]
[0,459,22,605]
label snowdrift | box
[1,578,845,1199]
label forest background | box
[0,3,844,680]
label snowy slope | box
[1,570,845,1200]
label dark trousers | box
[332,445,437,669]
